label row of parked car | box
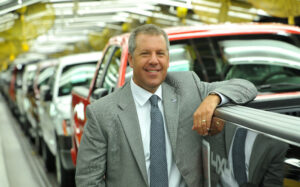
[0,51,101,186]
[1,22,300,186]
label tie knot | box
[149,95,159,107]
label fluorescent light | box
[54,14,127,24]
[0,0,13,6]
[0,20,14,32]
[47,0,73,2]
[228,11,258,20]
[192,4,219,14]
[35,33,88,44]
[196,15,218,23]
[154,0,193,8]
[24,9,53,21]
[0,0,42,15]
[191,0,221,8]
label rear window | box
[169,33,300,93]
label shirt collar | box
[130,78,162,106]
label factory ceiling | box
[0,0,299,69]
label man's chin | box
[143,82,161,93]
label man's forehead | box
[135,34,167,49]
[136,33,164,39]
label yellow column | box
[218,0,230,23]
[288,16,295,25]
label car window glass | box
[125,63,133,82]
[220,38,300,92]
[170,38,223,82]
[169,34,300,94]
[26,68,37,93]
[37,66,56,89]
[102,47,121,93]
[169,44,194,71]
[94,46,116,89]
[59,62,96,96]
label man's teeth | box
[148,70,158,72]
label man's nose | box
[149,53,159,64]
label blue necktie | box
[232,128,248,185]
[149,95,168,187]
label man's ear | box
[128,53,133,68]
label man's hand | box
[192,94,221,135]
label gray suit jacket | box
[224,125,288,187]
[75,71,257,187]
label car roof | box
[108,23,300,44]
[58,51,102,67]
[37,58,59,69]
[166,23,300,40]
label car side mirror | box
[40,85,52,101]
[91,88,108,100]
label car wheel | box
[41,139,55,172]
[56,143,75,187]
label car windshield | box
[38,66,56,89]
[168,33,300,93]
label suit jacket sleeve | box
[75,105,107,187]
[191,71,257,104]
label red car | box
[70,23,300,167]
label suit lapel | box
[116,83,148,185]
[162,82,179,154]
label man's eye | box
[141,52,149,56]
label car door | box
[39,67,58,154]
[204,104,300,187]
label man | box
[75,24,257,187]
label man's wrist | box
[209,92,229,106]
[208,92,221,105]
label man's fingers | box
[205,111,214,130]
[193,113,214,135]
[192,95,219,135]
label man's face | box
[128,33,169,93]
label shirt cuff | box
[209,92,229,106]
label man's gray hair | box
[128,24,170,55]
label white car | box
[38,51,101,187]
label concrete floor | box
[0,95,57,187]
